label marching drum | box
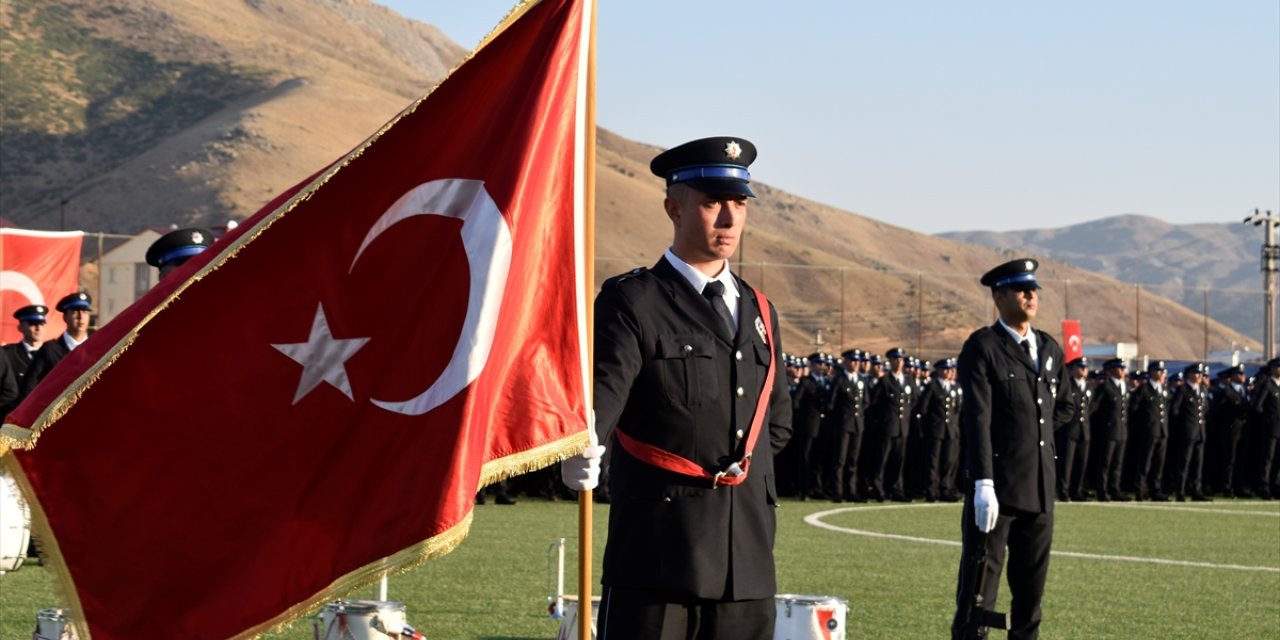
[315,600,408,640]
[0,470,31,573]
[33,608,78,640]
[774,594,849,640]
[554,595,600,640]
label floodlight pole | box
[1243,209,1279,360]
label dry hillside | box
[0,0,1258,361]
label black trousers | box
[1053,430,1088,498]
[953,498,1053,640]
[826,429,864,499]
[1169,435,1205,497]
[1092,439,1126,496]
[871,431,906,496]
[598,586,775,640]
[1130,435,1167,498]
[923,435,959,498]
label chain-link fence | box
[596,257,1267,364]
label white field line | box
[803,503,1280,574]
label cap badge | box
[192,231,204,244]
[1024,260,1034,271]
[724,141,742,160]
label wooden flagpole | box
[578,0,598,637]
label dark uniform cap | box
[56,291,92,312]
[1103,358,1126,370]
[841,349,859,362]
[146,227,215,268]
[886,347,906,360]
[1184,362,1208,375]
[904,357,918,369]
[980,258,1042,291]
[1148,360,1166,372]
[1267,358,1280,370]
[1225,365,1244,376]
[934,358,957,369]
[650,137,757,198]
[13,304,49,323]
[1066,357,1088,368]
[870,355,883,365]
[807,352,824,363]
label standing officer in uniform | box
[1169,363,1212,501]
[561,137,791,639]
[1090,358,1132,501]
[1126,361,1171,501]
[952,258,1069,640]
[3,304,48,395]
[146,227,215,279]
[918,357,961,502]
[1250,358,1280,499]
[1053,357,1093,501]
[827,349,869,502]
[20,292,93,398]
[1209,365,1250,497]
[794,353,832,499]
[867,347,912,501]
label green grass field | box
[2,499,1277,639]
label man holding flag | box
[565,137,792,639]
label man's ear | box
[663,196,679,224]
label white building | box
[96,229,163,325]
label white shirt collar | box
[62,331,87,351]
[664,248,739,323]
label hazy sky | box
[378,1,1279,235]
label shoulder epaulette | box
[602,267,648,290]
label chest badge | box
[755,315,766,342]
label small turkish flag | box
[0,229,83,342]
[1062,319,1083,363]
[0,0,592,638]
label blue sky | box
[378,1,1279,235]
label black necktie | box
[1020,339,1032,359]
[702,280,736,339]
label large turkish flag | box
[0,229,83,343]
[0,0,592,637]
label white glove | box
[561,444,605,491]
[974,479,999,533]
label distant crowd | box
[482,348,1280,505]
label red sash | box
[615,288,776,488]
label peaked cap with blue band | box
[650,136,757,198]
[980,258,1043,291]
[56,291,92,313]
[13,304,49,324]
[146,227,214,269]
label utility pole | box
[1243,209,1278,360]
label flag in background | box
[0,0,593,637]
[1062,319,1083,363]
[0,229,83,343]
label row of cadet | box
[773,347,1280,504]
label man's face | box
[1150,369,1166,384]
[1108,366,1126,380]
[64,308,90,334]
[888,357,904,374]
[18,320,44,344]
[1071,365,1088,380]
[993,286,1038,324]
[665,184,747,265]
[1187,372,1203,386]
[1231,371,1246,384]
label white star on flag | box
[272,304,371,404]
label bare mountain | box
[942,215,1265,343]
[0,0,1259,361]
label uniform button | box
[735,350,743,361]
[1039,418,1045,424]
[1037,398,1043,405]
[736,387,745,397]
[1039,440,1045,446]
[683,344,692,353]
[736,429,745,440]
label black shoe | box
[1150,493,1171,502]
[1097,493,1111,502]
[942,492,962,503]
[1111,492,1134,502]
[1057,491,1070,502]
[1191,494,1213,502]
[495,494,517,505]
[475,493,486,505]
[1176,494,1186,502]
[1072,493,1094,502]
[889,493,912,503]
[846,494,868,503]
[831,496,844,503]
[1220,488,1235,498]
